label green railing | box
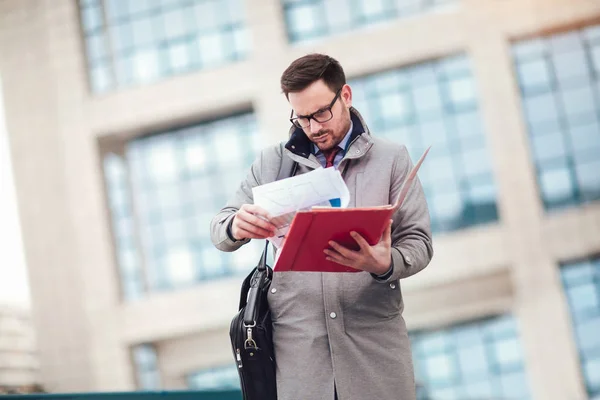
[0,390,243,400]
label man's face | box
[288,80,352,152]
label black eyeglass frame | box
[289,88,342,129]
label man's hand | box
[231,204,277,240]
[324,219,393,275]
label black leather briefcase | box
[229,241,277,400]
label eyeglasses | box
[289,88,342,129]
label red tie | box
[323,147,341,168]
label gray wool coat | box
[210,108,433,400]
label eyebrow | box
[294,104,330,118]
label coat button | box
[271,288,277,294]
[405,255,412,265]
[329,312,337,319]
[390,283,396,289]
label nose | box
[309,119,323,134]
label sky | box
[0,75,30,307]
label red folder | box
[272,146,430,273]
[273,205,396,272]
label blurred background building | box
[0,0,599,399]
[0,305,41,394]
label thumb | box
[383,219,393,244]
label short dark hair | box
[280,53,346,98]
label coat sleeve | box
[375,145,433,282]
[210,149,267,252]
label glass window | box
[282,0,458,43]
[187,365,240,390]
[512,24,600,211]
[132,344,161,390]
[560,257,600,399]
[411,315,531,400]
[78,0,250,93]
[104,112,263,298]
[350,55,498,233]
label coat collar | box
[284,107,373,163]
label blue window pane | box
[567,283,600,312]
[464,380,494,398]
[524,92,560,126]
[350,55,497,233]
[457,344,488,378]
[131,48,161,84]
[282,0,458,43]
[411,315,530,399]
[103,113,261,295]
[105,0,130,22]
[591,46,600,74]
[561,257,600,399]
[430,387,461,400]
[447,77,477,108]
[586,358,600,393]
[81,5,104,33]
[85,33,108,62]
[500,371,530,399]
[90,63,113,93]
[550,31,585,52]
[517,58,553,93]
[575,159,600,202]
[285,2,325,41]
[80,0,250,92]
[461,147,491,179]
[562,261,595,286]
[129,0,158,14]
[111,22,134,54]
[538,165,575,207]
[454,111,483,143]
[414,84,443,117]
[494,338,524,368]
[132,344,161,390]
[513,24,600,210]
[425,353,456,383]
[576,317,600,357]
[324,0,354,31]
[513,38,548,60]
[552,49,591,83]
[187,365,240,390]
[569,121,600,155]
[357,0,391,22]
[420,120,449,148]
[380,91,413,122]
[530,129,568,163]
[560,86,597,125]
[131,16,155,47]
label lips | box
[313,133,329,143]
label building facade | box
[0,306,40,393]
[0,0,599,399]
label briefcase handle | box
[238,241,270,309]
[242,241,271,327]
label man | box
[210,54,433,400]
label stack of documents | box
[252,167,349,249]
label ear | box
[341,84,352,109]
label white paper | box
[253,167,350,248]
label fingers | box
[350,231,372,253]
[233,218,274,239]
[242,204,273,221]
[231,205,278,240]
[323,248,357,269]
[327,240,358,259]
